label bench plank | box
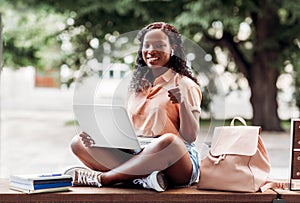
[0,179,278,203]
[273,189,300,202]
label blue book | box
[9,173,73,193]
[10,179,72,190]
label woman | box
[65,22,202,192]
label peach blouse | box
[127,69,201,138]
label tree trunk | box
[249,1,283,131]
[249,58,283,131]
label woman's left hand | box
[79,132,96,147]
[168,85,182,104]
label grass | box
[65,120,78,126]
[281,119,291,131]
[200,118,291,131]
[66,118,292,131]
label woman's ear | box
[171,49,174,56]
[171,45,177,56]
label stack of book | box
[10,173,73,194]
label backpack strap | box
[260,179,289,192]
[230,116,247,126]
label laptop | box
[73,104,155,149]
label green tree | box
[176,0,300,131]
[18,0,190,86]
[41,0,213,110]
[0,0,67,70]
[2,0,299,130]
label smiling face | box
[142,29,173,70]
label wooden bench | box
[0,178,299,203]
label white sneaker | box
[133,171,167,192]
[64,167,102,187]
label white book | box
[10,185,70,194]
[10,173,72,185]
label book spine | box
[10,181,72,190]
[33,178,73,185]
[34,182,72,190]
[10,176,72,185]
[10,186,70,194]
[10,174,71,184]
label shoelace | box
[133,176,151,189]
[77,170,102,187]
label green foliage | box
[1,0,67,70]
[176,0,300,111]
[177,0,300,66]
[1,0,299,119]
[2,0,186,74]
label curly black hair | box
[130,22,199,93]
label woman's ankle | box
[100,173,110,186]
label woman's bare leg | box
[71,133,193,186]
[70,135,134,171]
[100,133,193,186]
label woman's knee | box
[154,133,184,151]
[70,134,85,155]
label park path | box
[0,67,290,179]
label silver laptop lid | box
[73,104,141,149]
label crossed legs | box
[70,133,193,186]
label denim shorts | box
[130,142,200,186]
[186,142,200,186]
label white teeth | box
[148,57,159,60]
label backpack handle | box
[230,116,247,126]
